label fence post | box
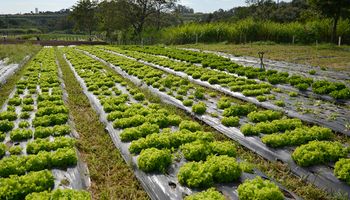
[338,36,342,46]
[292,35,295,45]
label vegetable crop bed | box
[0,56,30,85]
[61,47,306,200]
[99,45,350,137]
[77,45,350,197]
[0,47,90,200]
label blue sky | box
[0,0,290,14]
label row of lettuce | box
[77,46,350,188]
[0,48,90,200]
[121,45,350,100]
[63,47,287,200]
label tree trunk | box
[331,15,339,43]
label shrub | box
[221,116,240,127]
[137,148,172,173]
[237,177,284,200]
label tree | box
[125,0,177,40]
[70,0,98,39]
[97,0,128,41]
[308,0,350,43]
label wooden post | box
[195,33,198,44]
[338,36,342,46]
[292,35,295,45]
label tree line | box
[64,0,350,44]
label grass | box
[55,48,149,200]
[176,43,350,71]
[90,49,335,200]
[0,44,41,64]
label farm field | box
[176,43,350,71]
[1,44,350,200]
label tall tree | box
[125,0,177,39]
[97,0,128,41]
[70,0,98,39]
[308,0,350,43]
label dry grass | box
[176,43,350,71]
[55,48,149,200]
[0,44,41,64]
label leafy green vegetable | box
[137,148,172,173]
[184,188,225,200]
[292,141,348,167]
[237,176,284,200]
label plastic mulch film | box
[82,50,350,197]
[64,53,300,200]
[0,56,30,85]
[0,54,90,191]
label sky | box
[0,0,291,15]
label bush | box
[184,188,225,200]
[137,148,172,173]
[237,176,284,200]
[221,116,240,127]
